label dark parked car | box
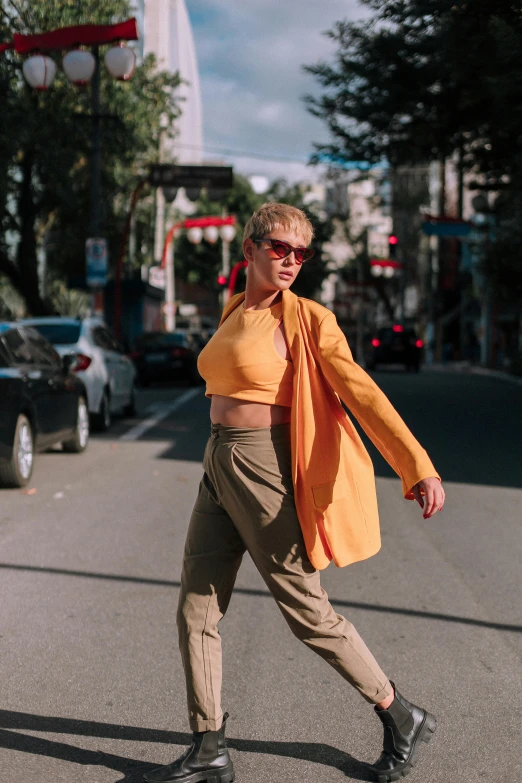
[130,331,202,386]
[367,325,424,372]
[0,323,89,488]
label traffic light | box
[388,234,398,259]
[217,274,228,287]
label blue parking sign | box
[86,238,108,287]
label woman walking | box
[144,202,445,783]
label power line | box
[170,141,316,165]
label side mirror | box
[62,353,77,374]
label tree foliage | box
[0,0,180,314]
[304,0,522,301]
[172,176,334,301]
[304,0,522,180]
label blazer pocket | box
[312,476,349,509]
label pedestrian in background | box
[144,202,445,783]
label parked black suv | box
[366,325,424,372]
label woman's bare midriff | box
[210,395,291,427]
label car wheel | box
[92,389,111,432]
[0,414,34,488]
[63,396,89,453]
[123,387,137,418]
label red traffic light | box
[388,234,398,260]
[217,275,228,286]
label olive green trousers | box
[177,423,392,731]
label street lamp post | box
[89,45,102,241]
[1,19,138,311]
[160,216,237,331]
[219,222,237,306]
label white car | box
[19,317,136,431]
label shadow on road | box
[0,562,519,634]
[123,373,522,491]
[0,709,373,782]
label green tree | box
[173,175,264,296]
[0,0,180,314]
[169,177,333,302]
[304,0,522,181]
[304,0,522,307]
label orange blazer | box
[219,290,440,570]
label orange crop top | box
[197,301,293,407]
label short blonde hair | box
[243,202,314,245]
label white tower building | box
[142,0,203,163]
[135,0,204,267]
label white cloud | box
[186,0,371,183]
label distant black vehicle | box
[367,325,424,372]
[130,331,202,386]
[0,323,89,488]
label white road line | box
[119,388,202,442]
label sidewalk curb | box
[424,363,522,387]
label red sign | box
[11,19,138,54]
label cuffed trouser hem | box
[366,679,393,705]
[189,714,223,732]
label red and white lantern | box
[186,227,203,244]
[104,42,136,81]
[22,54,56,91]
[203,226,219,244]
[220,224,237,243]
[62,49,96,86]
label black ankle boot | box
[370,684,436,782]
[143,713,234,783]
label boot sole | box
[371,711,437,783]
[143,762,235,783]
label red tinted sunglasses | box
[252,238,315,264]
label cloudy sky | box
[185,0,370,185]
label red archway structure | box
[227,260,248,298]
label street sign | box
[421,221,471,237]
[86,237,108,287]
[149,164,234,190]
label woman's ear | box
[243,237,254,262]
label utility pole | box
[88,46,102,315]
[221,209,232,307]
[89,46,102,239]
[457,142,468,360]
[355,231,367,368]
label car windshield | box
[31,323,81,345]
[134,333,189,349]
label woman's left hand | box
[412,477,445,519]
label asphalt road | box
[0,369,520,783]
